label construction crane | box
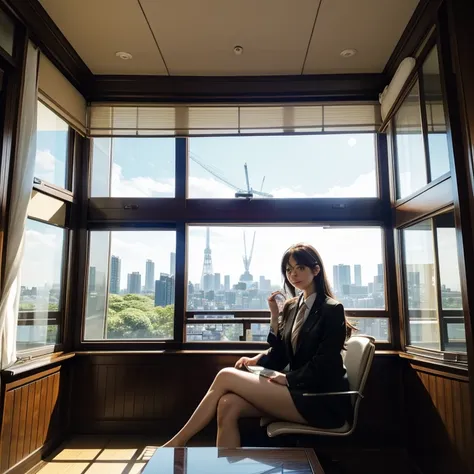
[240,230,256,282]
[189,152,273,198]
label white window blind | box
[88,103,381,137]
[38,53,87,135]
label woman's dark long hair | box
[280,243,356,337]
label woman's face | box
[285,256,320,294]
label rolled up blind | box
[88,102,381,137]
[38,53,87,135]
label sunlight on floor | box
[36,436,161,474]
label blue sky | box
[23,129,461,296]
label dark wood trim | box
[187,310,389,319]
[383,0,443,79]
[88,197,384,224]
[2,365,61,390]
[71,136,90,351]
[418,66,433,183]
[377,133,401,349]
[1,0,93,97]
[399,352,468,380]
[174,222,186,344]
[0,31,26,287]
[441,0,474,433]
[431,216,446,351]
[394,176,453,228]
[89,73,385,103]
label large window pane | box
[402,220,439,350]
[17,219,65,350]
[90,138,175,197]
[35,102,69,189]
[422,46,451,181]
[85,230,176,340]
[187,226,384,311]
[188,134,377,198]
[347,317,390,342]
[435,212,466,352]
[402,212,466,353]
[395,82,427,199]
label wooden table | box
[142,447,324,473]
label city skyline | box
[21,132,462,302]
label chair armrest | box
[302,390,363,398]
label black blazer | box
[259,293,347,392]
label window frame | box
[397,208,468,358]
[16,100,78,359]
[382,29,469,365]
[79,133,395,351]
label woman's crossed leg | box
[162,367,307,448]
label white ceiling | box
[39,0,420,76]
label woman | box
[163,243,352,448]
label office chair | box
[262,335,376,438]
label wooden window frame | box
[77,133,395,351]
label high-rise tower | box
[201,227,214,291]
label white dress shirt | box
[295,292,317,326]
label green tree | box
[106,293,174,340]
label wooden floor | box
[33,435,421,474]
[33,435,211,474]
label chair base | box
[267,421,351,438]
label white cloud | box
[35,149,57,183]
[21,228,62,288]
[188,176,235,198]
[270,170,376,198]
[111,163,174,197]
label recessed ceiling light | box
[115,51,133,60]
[340,49,357,58]
[233,45,244,55]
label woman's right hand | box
[267,291,284,316]
[234,356,259,370]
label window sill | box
[399,351,468,380]
[1,351,75,378]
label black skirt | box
[288,374,352,428]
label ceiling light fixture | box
[233,45,244,55]
[340,49,357,58]
[115,51,133,60]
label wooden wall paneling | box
[403,362,472,474]
[9,387,22,467]
[30,381,41,454]
[0,365,69,474]
[0,390,13,472]
[70,353,403,445]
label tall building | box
[259,276,271,291]
[224,275,230,291]
[170,252,176,276]
[378,263,383,276]
[201,227,214,291]
[110,255,121,294]
[155,273,175,307]
[88,266,96,292]
[354,264,362,287]
[127,272,141,294]
[333,264,351,294]
[145,259,155,292]
[214,273,221,291]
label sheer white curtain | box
[0,41,38,370]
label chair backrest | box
[342,335,375,431]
